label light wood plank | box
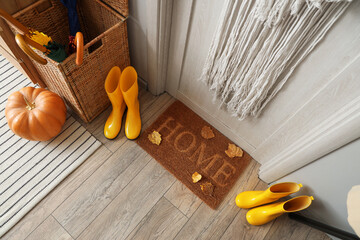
[164,180,203,218]
[137,87,160,112]
[140,93,175,129]
[77,159,176,240]
[287,220,319,240]
[52,141,152,238]
[173,160,260,240]
[306,228,330,240]
[125,197,188,240]
[263,215,299,240]
[220,181,273,240]
[263,214,326,240]
[26,215,73,240]
[1,146,111,240]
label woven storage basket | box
[100,0,128,17]
[12,0,130,122]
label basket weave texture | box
[100,0,128,17]
[12,0,130,122]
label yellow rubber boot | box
[235,182,303,209]
[120,66,141,139]
[246,195,314,226]
[104,66,126,139]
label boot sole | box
[125,127,142,141]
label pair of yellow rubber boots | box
[104,66,141,140]
[235,182,314,226]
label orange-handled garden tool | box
[0,8,29,34]
[74,32,83,66]
[15,34,48,65]
[0,8,83,65]
[15,32,83,65]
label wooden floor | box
[2,89,330,240]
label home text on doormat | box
[137,100,251,209]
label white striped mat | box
[0,55,101,237]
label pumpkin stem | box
[23,96,36,110]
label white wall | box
[276,138,360,236]
[127,0,148,82]
[166,0,360,181]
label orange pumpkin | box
[5,87,67,141]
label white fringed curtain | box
[200,0,351,120]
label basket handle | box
[0,8,48,65]
[15,34,48,65]
[75,32,83,66]
[0,8,29,34]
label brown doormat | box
[136,100,251,209]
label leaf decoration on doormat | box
[148,130,162,145]
[136,100,253,209]
[192,172,202,183]
[225,143,243,158]
[201,126,215,139]
[200,182,214,196]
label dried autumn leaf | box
[201,126,215,139]
[225,143,243,158]
[148,130,162,145]
[200,182,214,196]
[192,172,202,183]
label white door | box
[165,0,360,182]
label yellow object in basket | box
[28,30,52,46]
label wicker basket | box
[100,0,129,17]
[12,0,130,123]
